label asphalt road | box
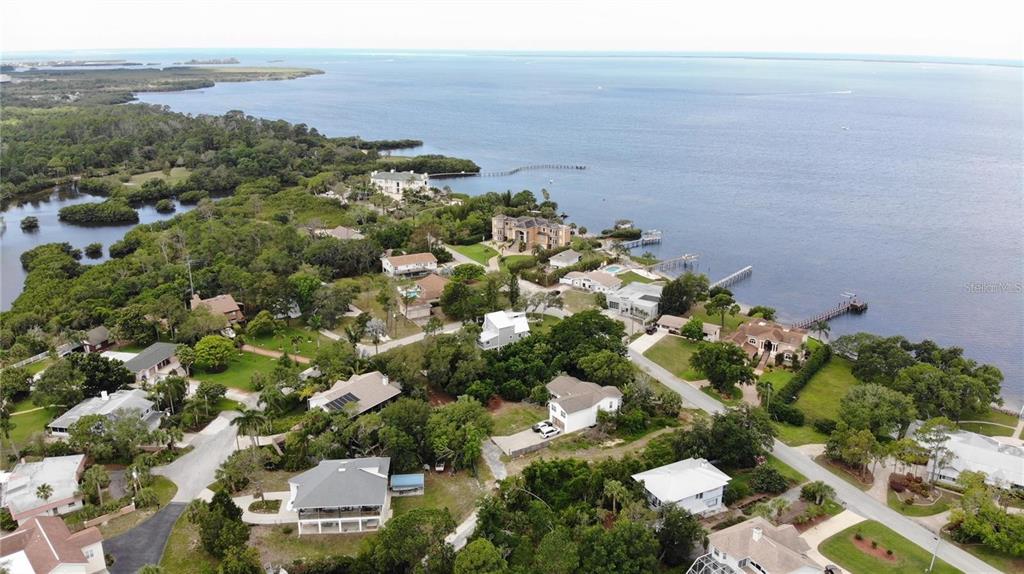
[629,349,996,574]
[105,502,186,574]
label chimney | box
[752,527,763,542]
[382,375,390,386]
[100,390,109,401]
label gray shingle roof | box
[83,326,110,346]
[47,389,155,431]
[289,458,391,509]
[122,342,177,373]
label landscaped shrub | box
[750,465,789,494]
[812,418,838,435]
[768,401,805,426]
[723,482,751,506]
[505,255,538,273]
[778,344,832,403]
[889,474,908,493]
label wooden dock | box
[620,230,663,250]
[430,164,587,178]
[647,253,699,277]
[710,266,753,290]
[791,297,868,329]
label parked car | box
[645,325,657,335]
[539,426,560,439]
[532,421,554,433]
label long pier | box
[620,230,663,250]
[430,164,587,178]
[647,253,699,277]
[710,266,753,290]
[791,297,868,329]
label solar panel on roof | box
[324,392,360,411]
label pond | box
[1,188,194,310]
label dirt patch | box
[852,535,899,562]
[815,455,874,487]
[427,385,456,406]
[487,396,505,411]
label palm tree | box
[258,385,287,415]
[811,320,831,341]
[81,465,110,505]
[230,408,269,453]
[755,380,774,409]
[36,483,53,501]
[603,479,629,514]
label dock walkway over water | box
[791,296,868,329]
[710,266,753,290]
[430,164,587,178]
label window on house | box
[695,492,704,499]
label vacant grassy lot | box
[820,520,960,574]
[491,402,548,435]
[250,525,373,565]
[4,406,57,448]
[391,470,489,523]
[248,323,329,358]
[527,313,561,335]
[957,422,1014,437]
[450,243,498,265]
[194,351,279,391]
[24,358,53,375]
[643,336,703,381]
[793,357,858,421]
[562,289,598,313]
[774,422,829,446]
[617,270,654,285]
[161,513,224,573]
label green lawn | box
[972,409,1019,427]
[643,336,703,381]
[793,357,858,421]
[943,533,1024,574]
[957,422,1014,437]
[759,368,794,390]
[491,402,548,435]
[449,243,498,265]
[688,305,748,333]
[104,166,192,187]
[501,254,537,271]
[24,358,53,375]
[251,525,373,564]
[391,470,488,523]
[248,324,329,358]
[97,476,178,538]
[886,489,953,517]
[820,520,961,574]
[3,407,57,448]
[774,422,829,446]
[562,289,598,313]
[527,313,562,335]
[194,351,280,391]
[617,271,654,285]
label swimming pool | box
[603,265,624,274]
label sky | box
[2,0,1022,61]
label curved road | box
[629,349,994,574]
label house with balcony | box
[491,214,572,251]
[606,282,663,322]
[287,457,391,535]
[381,252,438,278]
[191,292,245,323]
[370,170,430,202]
[80,326,112,353]
[631,458,730,516]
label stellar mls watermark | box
[964,281,1023,294]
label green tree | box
[194,335,235,372]
[426,397,492,470]
[603,479,629,514]
[218,546,263,574]
[175,344,195,376]
[680,316,706,340]
[659,272,709,316]
[578,519,659,574]
[705,292,740,328]
[800,481,836,505]
[534,527,580,574]
[81,465,111,505]
[838,383,917,438]
[578,349,634,387]
[33,359,86,408]
[656,505,706,567]
[35,483,53,501]
[915,417,957,482]
[230,408,269,452]
[454,538,507,574]
[507,272,521,306]
[362,508,456,573]
[851,336,914,385]
[245,310,280,337]
[689,341,756,393]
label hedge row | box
[778,344,832,404]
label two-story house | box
[370,170,430,202]
[491,214,572,251]
[478,310,530,350]
[381,252,438,278]
[631,458,730,516]
[545,375,622,433]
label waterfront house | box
[559,270,622,293]
[381,252,438,278]
[0,516,105,573]
[287,457,391,535]
[47,389,162,437]
[122,342,180,383]
[397,273,449,320]
[491,214,572,251]
[308,371,403,417]
[370,170,430,202]
[1,455,86,524]
[478,310,530,350]
[548,249,582,269]
[631,458,730,516]
[728,320,807,363]
[656,315,721,341]
[191,292,245,323]
[80,325,112,353]
[924,429,1024,489]
[606,282,663,322]
[545,375,622,433]
[687,517,822,574]
[316,225,364,240]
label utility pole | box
[927,536,941,573]
[186,256,195,298]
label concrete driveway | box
[105,502,186,574]
[492,428,555,457]
[155,411,239,502]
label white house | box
[656,315,721,341]
[925,429,1024,489]
[687,517,822,574]
[0,516,106,574]
[631,458,730,516]
[545,375,622,433]
[120,342,180,383]
[381,252,438,278]
[559,270,622,294]
[548,249,582,269]
[46,389,162,437]
[606,282,663,321]
[287,457,391,535]
[478,310,531,350]
[1,455,86,524]
[370,170,430,202]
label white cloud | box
[2,0,1022,60]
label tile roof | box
[729,320,807,347]
[122,342,178,373]
[707,517,817,574]
[415,273,449,300]
[383,252,438,267]
[191,293,242,316]
[289,458,390,509]
[2,455,85,519]
[0,516,102,573]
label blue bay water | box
[9,49,1024,408]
